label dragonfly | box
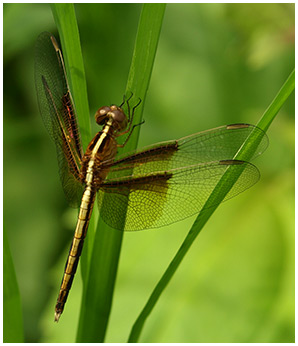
[35,32,268,322]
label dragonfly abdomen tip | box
[54,311,61,323]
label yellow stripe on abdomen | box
[55,186,96,321]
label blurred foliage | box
[3,3,294,343]
[3,228,24,342]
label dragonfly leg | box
[120,91,133,108]
[117,120,145,148]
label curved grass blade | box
[128,69,295,342]
[76,4,166,342]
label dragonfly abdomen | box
[54,185,96,322]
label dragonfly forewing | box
[35,32,84,207]
[104,124,268,178]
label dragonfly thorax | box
[95,105,128,133]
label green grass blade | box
[51,4,95,283]
[76,4,165,342]
[128,68,295,342]
[3,228,24,342]
[51,4,91,149]
[257,69,295,132]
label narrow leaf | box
[51,3,91,149]
[128,68,295,342]
[76,4,165,342]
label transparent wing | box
[35,32,84,207]
[104,123,268,178]
[97,159,260,231]
[96,123,267,230]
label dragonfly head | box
[95,105,128,133]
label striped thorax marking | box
[85,120,112,185]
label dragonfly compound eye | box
[110,108,128,132]
[95,106,111,125]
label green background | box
[3,3,294,343]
